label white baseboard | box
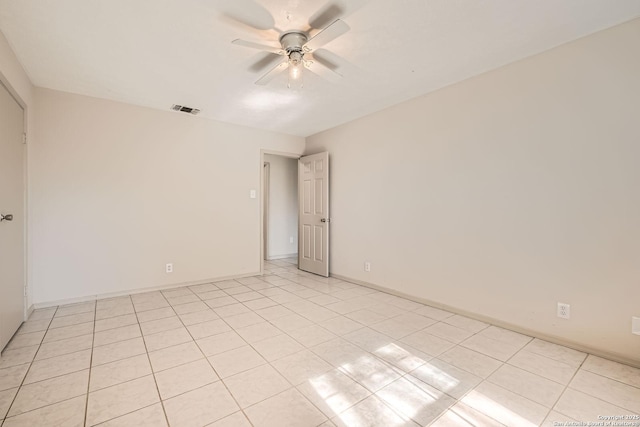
[32,271,262,310]
[266,253,298,261]
[25,304,35,321]
[331,273,640,369]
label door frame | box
[259,150,301,275]
[263,161,270,261]
[0,73,29,324]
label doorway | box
[262,153,299,264]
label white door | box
[0,81,25,350]
[298,152,329,277]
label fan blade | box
[220,0,275,31]
[303,19,350,52]
[232,39,284,55]
[308,50,340,72]
[305,57,342,83]
[308,3,344,30]
[256,61,289,85]
[249,52,284,72]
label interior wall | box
[0,31,32,106]
[31,88,304,304]
[305,19,640,363]
[0,30,34,310]
[264,154,298,259]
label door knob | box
[320,218,331,223]
[1,214,13,222]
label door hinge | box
[24,286,28,297]
[22,133,27,145]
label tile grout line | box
[13,269,385,424]
[90,402,160,427]
[557,362,640,416]
[131,294,172,427]
[545,352,591,422]
[158,283,259,427]
[272,264,504,422]
[293,276,503,425]
[500,344,585,416]
[10,261,639,426]
[416,306,637,421]
[438,322,548,424]
[109,272,580,426]
[430,316,581,424]
[82,301,97,427]
[275,260,483,425]
[2,305,58,422]
[266,266,435,422]
[205,277,316,423]
[577,365,640,390]
[232,273,340,426]
[199,273,335,424]
[254,269,436,424]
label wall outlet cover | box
[633,316,640,335]
[557,302,570,319]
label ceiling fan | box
[231,18,350,89]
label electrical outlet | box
[557,302,570,319]
[290,236,294,244]
[250,189,256,199]
[364,261,371,272]
[632,317,640,335]
[166,263,173,273]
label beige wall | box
[31,88,304,304]
[306,19,640,363]
[0,31,32,107]
[0,30,34,309]
[264,154,298,259]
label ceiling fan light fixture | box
[232,19,350,88]
[286,48,304,90]
[288,61,303,90]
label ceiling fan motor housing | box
[280,32,308,63]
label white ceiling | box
[1,1,639,137]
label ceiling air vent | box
[170,104,200,115]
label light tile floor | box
[1,258,639,426]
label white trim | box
[259,149,301,276]
[263,161,270,260]
[26,304,35,319]
[266,253,298,261]
[32,271,263,309]
[331,273,640,369]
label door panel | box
[315,179,323,214]
[314,226,323,261]
[303,180,311,213]
[298,152,329,276]
[0,81,25,351]
[303,225,311,259]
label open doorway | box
[262,153,299,267]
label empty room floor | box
[0,259,638,427]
